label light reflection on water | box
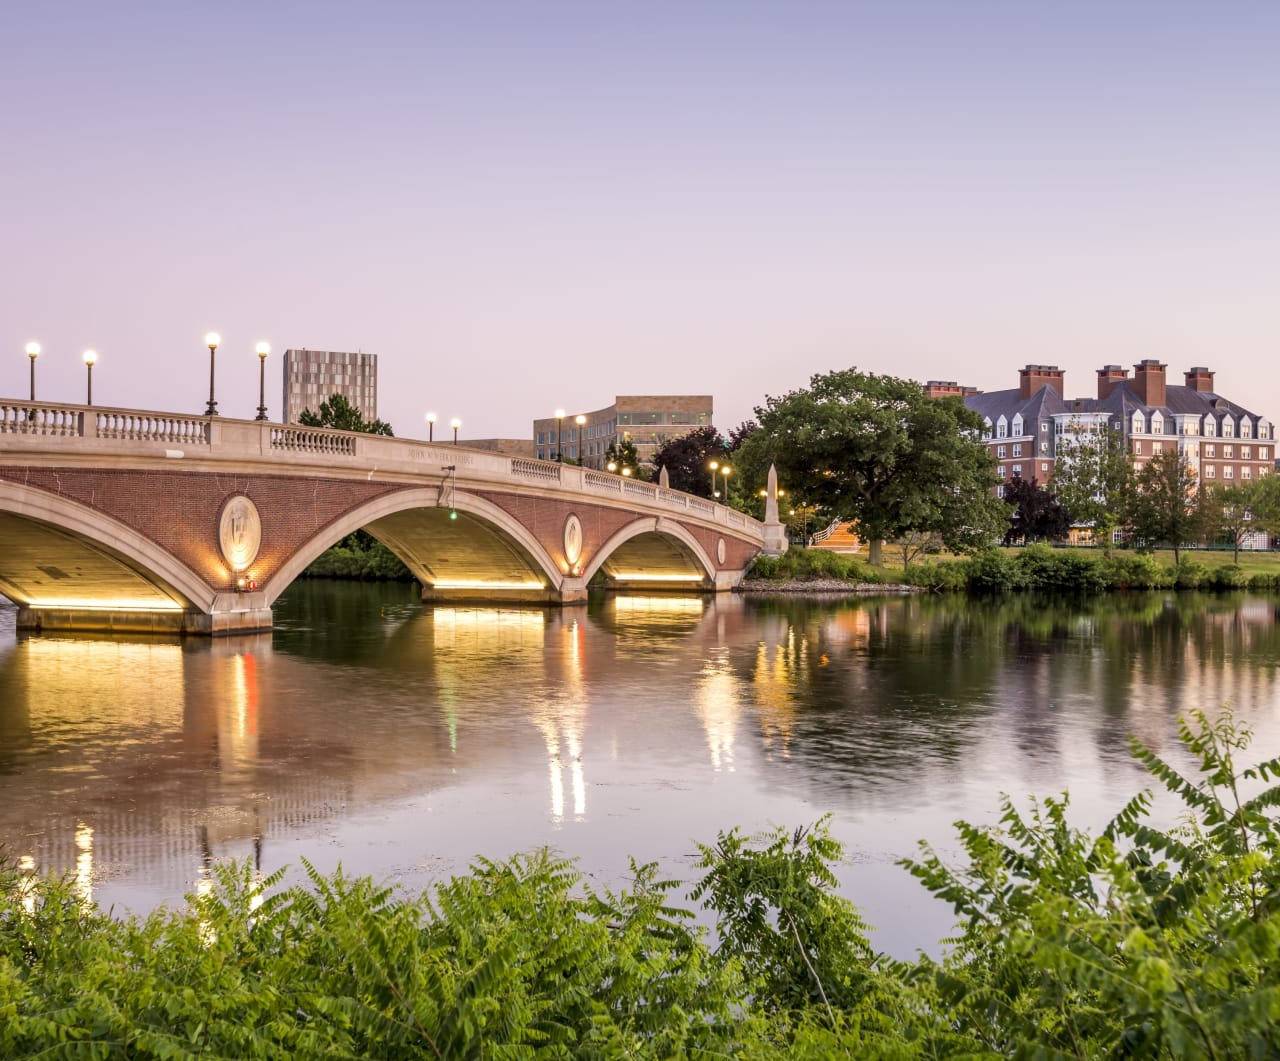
[0,585,1278,956]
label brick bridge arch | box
[0,403,784,634]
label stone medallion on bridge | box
[218,494,262,572]
[564,514,583,567]
[717,537,726,565]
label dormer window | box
[1131,412,1145,434]
[982,418,992,440]
[1204,419,1216,437]
[996,415,1008,438]
[1150,412,1164,434]
[1223,419,1235,437]
[1011,414,1024,436]
[1241,421,1252,438]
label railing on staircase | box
[807,518,844,547]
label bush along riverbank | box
[746,543,1280,594]
[301,531,414,581]
[3,711,1278,1057]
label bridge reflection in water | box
[2,589,1279,956]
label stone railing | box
[96,411,210,444]
[511,458,562,482]
[270,425,357,456]
[584,471,623,493]
[0,403,83,436]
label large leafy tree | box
[1050,425,1134,548]
[602,437,643,478]
[651,425,728,498]
[1202,480,1262,564]
[1129,449,1202,563]
[738,368,1004,565]
[299,393,394,436]
[1003,476,1071,544]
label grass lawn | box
[842,545,1280,579]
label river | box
[1,583,1278,956]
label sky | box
[3,2,1278,440]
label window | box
[997,445,1007,458]
[1041,462,1049,473]
[1011,415,1024,436]
[998,466,1006,477]
[1225,466,1235,479]
[536,449,545,460]
[1151,413,1164,434]
[1152,442,1162,455]
[1132,412,1145,433]
[1040,441,1048,453]
[1012,464,1022,477]
[1042,421,1051,433]
[1261,447,1270,460]
[1243,446,1252,459]
[1134,441,1143,454]
[1242,421,1252,438]
[1205,420,1216,436]
[1206,444,1216,458]
[1224,421,1235,437]
[996,416,1008,438]
[1225,445,1234,458]
[996,484,1005,497]
[1243,467,1253,480]
[1013,444,1022,457]
[982,418,992,440]
[1205,465,1216,479]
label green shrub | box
[1097,552,1171,590]
[1206,563,1248,590]
[1172,557,1208,589]
[903,560,968,592]
[1248,571,1277,592]
[966,549,1024,593]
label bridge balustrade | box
[584,471,623,493]
[511,458,562,482]
[0,402,82,436]
[270,426,358,456]
[95,411,209,443]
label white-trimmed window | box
[982,418,992,440]
[997,445,1007,458]
[1224,420,1235,437]
[1225,445,1234,458]
[1152,442,1162,455]
[1134,441,1143,454]
[1243,467,1253,480]
[996,484,1005,497]
[997,466,1006,477]
[1206,444,1216,457]
[1205,419,1216,436]
[1224,466,1234,479]
[1012,464,1022,477]
[1242,421,1252,438]
[1261,446,1270,460]
[1132,411,1145,433]
[1151,412,1164,434]
[996,415,1008,438]
[1011,414,1024,436]
[1243,446,1252,459]
[1206,465,1217,479]
[1013,443,1023,457]
[1041,462,1049,473]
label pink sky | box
[3,3,1277,439]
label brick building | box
[532,395,713,469]
[282,349,378,425]
[928,362,1274,494]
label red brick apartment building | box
[924,361,1274,494]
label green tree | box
[1201,480,1260,564]
[1129,449,1202,563]
[738,368,1005,565]
[603,437,644,478]
[298,393,394,436]
[1051,423,1135,548]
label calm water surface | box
[1,584,1278,956]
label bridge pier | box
[16,592,273,637]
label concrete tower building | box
[282,349,378,424]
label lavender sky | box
[3,2,1277,439]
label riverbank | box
[738,577,918,594]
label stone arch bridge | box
[0,399,785,635]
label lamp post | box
[574,414,586,465]
[555,408,566,462]
[450,417,461,445]
[426,412,436,442]
[708,459,719,496]
[203,332,220,416]
[83,350,98,405]
[719,464,732,503]
[25,342,39,401]
[255,342,270,420]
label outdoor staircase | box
[808,520,863,553]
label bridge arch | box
[0,480,215,613]
[263,486,566,605]
[583,516,717,586]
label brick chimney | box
[1018,364,1064,401]
[1184,366,1215,393]
[924,380,965,399]
[1096,365,1129,400]
[1132,359,1167,407]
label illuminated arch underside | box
[365,509,550,590]
[596,530,710,584]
